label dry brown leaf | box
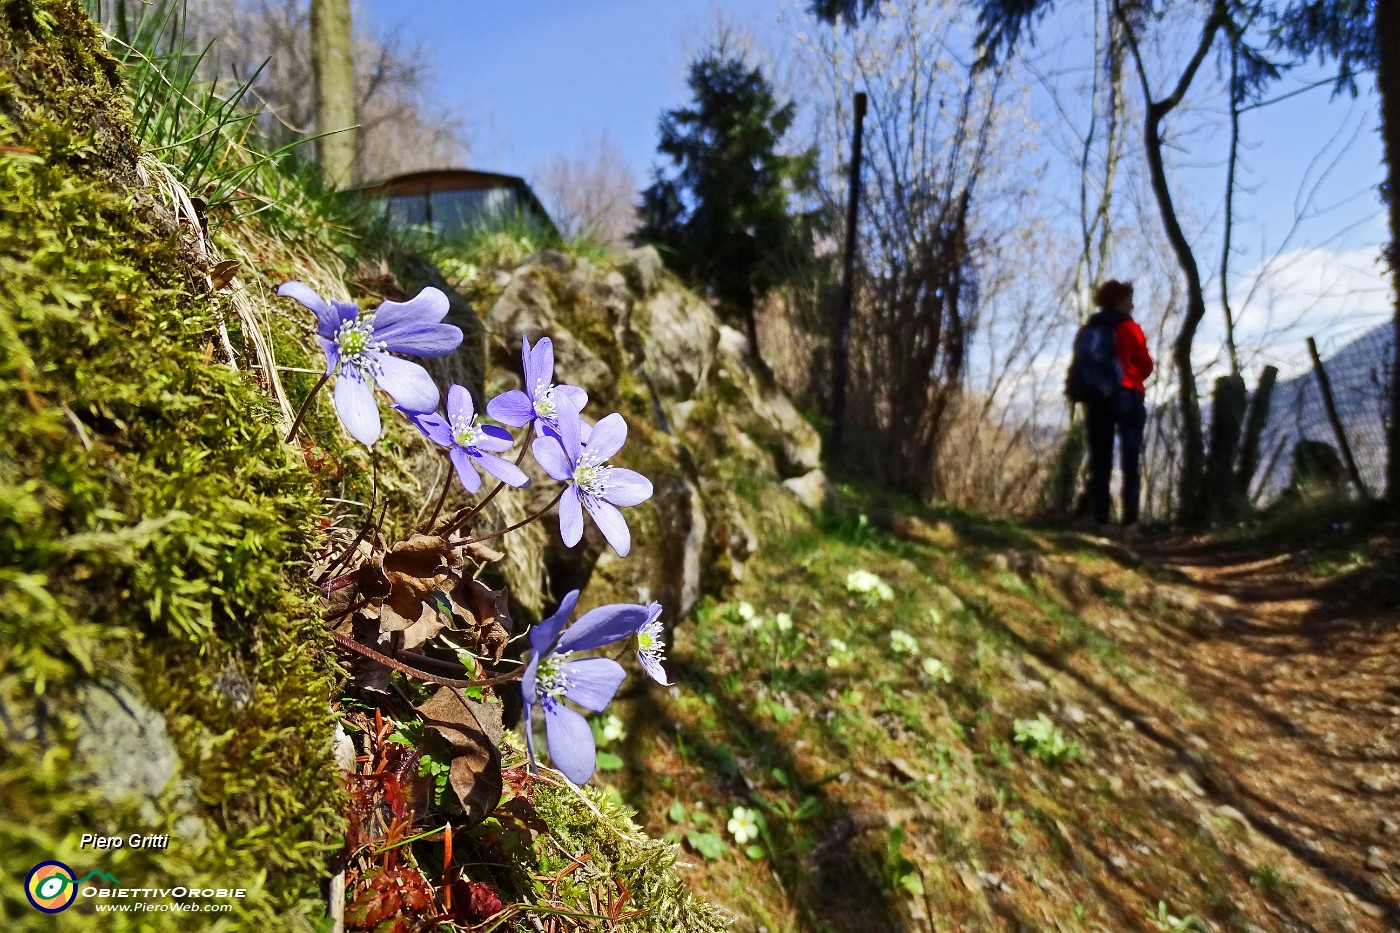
[451,577,511,662]
[415,689,503,827]
[384,534,458,580]
[209,259,239,290]
[379,601,447,651]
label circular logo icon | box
[26,861,77,913]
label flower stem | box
[425,459,455,530]
[458,487,565,547]
[284,371,330,443]
[330,631,523,688]
[440,422,535,536]
[318,460,382,585]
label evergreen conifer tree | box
[637,48,816,353]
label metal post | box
[828,91,867,464]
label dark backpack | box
[1065,320,1122,403]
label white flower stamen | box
[452,412,483,448]
[637,618,666,664]
[536,654,572,700]
[532,381,557,419]
[572,452,613,498]
[335,314,387,375]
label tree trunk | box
[1118,0,1224,526]
[1233,364,1277,508]
[1206,374,1247,522]
[1379,0,1400,510]
[1147,103,1211,525]
[311,0,356,189]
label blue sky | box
[359,0,1390,376]
[359,0,1384,241]
[359,0,786,178]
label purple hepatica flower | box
[532,410,652,557]
[521,590,653,784]
[400,385,530,493]
[277,282,462,446]
[635,602,671,685]
[486,336,588,438]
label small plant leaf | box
[685,830,726,860]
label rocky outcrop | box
[477,247,823,621]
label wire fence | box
[1140,321,1394,518]
[1252,321,1393,500]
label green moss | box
[0,3,341,927]
[526,781,730,932]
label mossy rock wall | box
[479,249,821,619]
[0,3,342,927]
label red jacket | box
[1114,318,1153,393]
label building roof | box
[357,168,556,236]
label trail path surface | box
[1142,535,1400,930]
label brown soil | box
[1141,533,1400,931]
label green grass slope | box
[598,489,1389,932]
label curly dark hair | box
[1094,279,1134,310]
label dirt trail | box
[1144,536,1400,930]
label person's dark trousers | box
[1085,389,1147,525]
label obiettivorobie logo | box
[24,859,249,916]
[25,862,121,913]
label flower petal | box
[368,353,439,412]
[530,337,555,392]
[553,394,583,460]
[450,446,482,493]
[400,408,453,447]
[521,652,540,706]
[531,590,580,656]
[602,468,652,507]
[475,453,530,488]
[519,335,537,390]
[524,705,539,772]
[334,368,380,445]
[487,389,534,427]
[332,301,359,327]
[377,320,463,358]
[543,699,596,785]
[446,384,474,423]
[475,424,514,453]
[588,498,632,557]
[277,281,338,337]
[556,603,649,654]
[317,337,339,375]
[559,484,584,547]
[586,413,628,461]
[639,651,671,686]
[531,436,573,482]
[374,286,450,330]
[561,657,626,711]
[556,384,588,413]
[520,655,540,770]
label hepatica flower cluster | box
[279,283,665,784]
[521,592,669,784]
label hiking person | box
[1065,279,1153,533]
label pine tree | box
[636,49,816,353]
